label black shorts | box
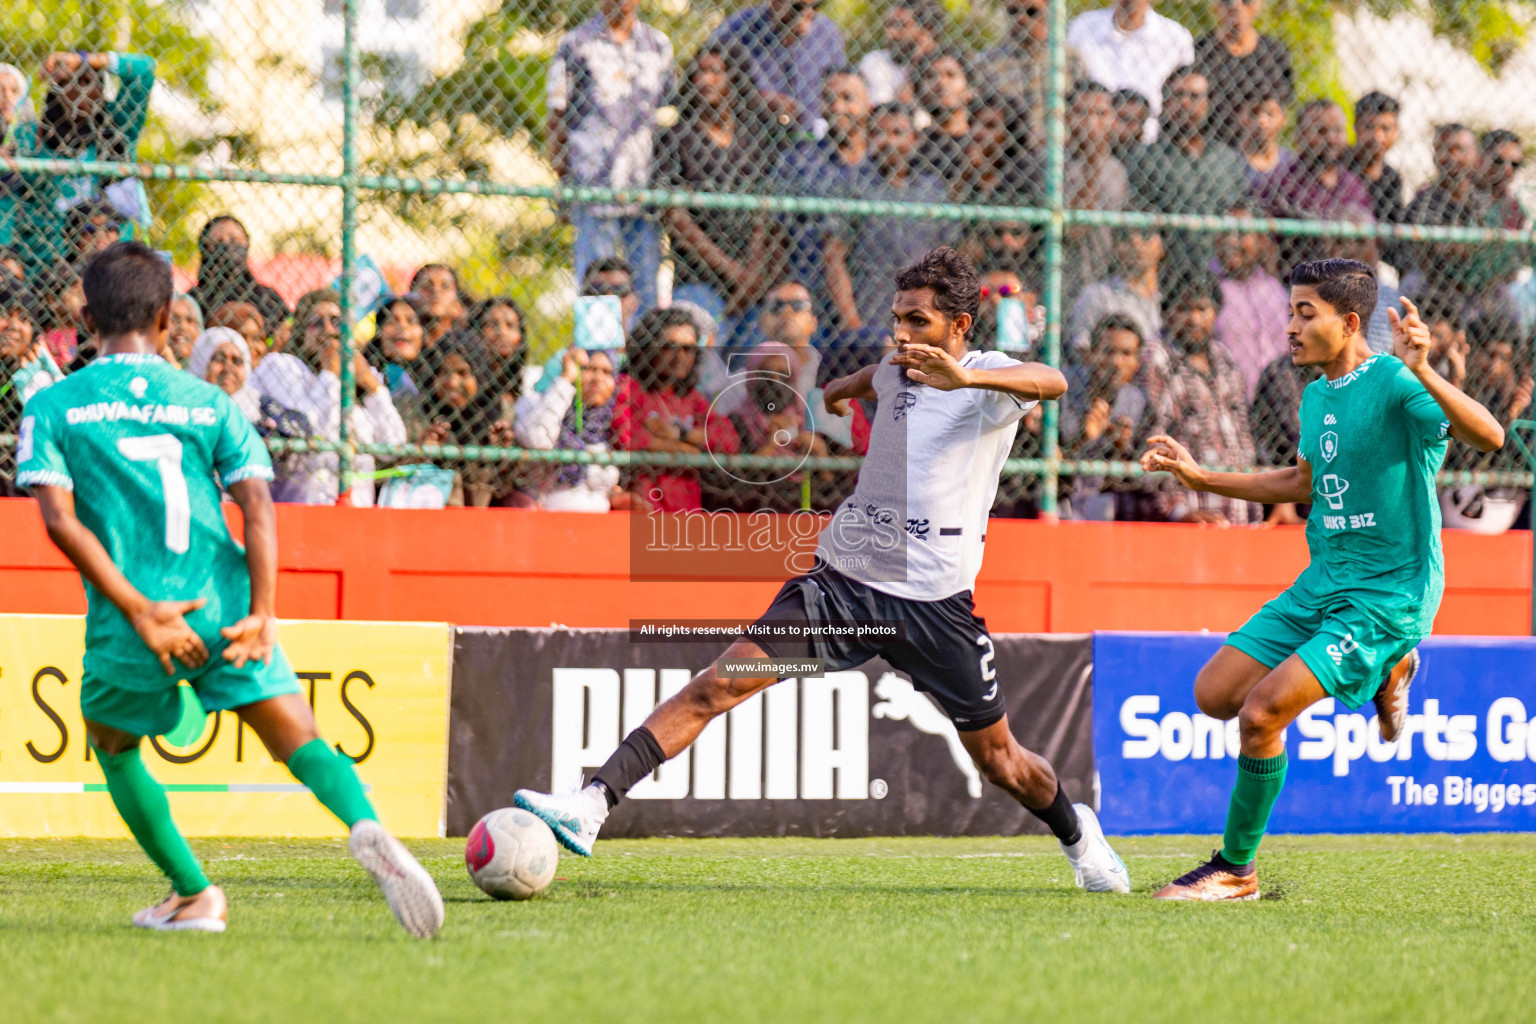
[748,560,1004,730]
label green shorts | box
[1226,587,1420,711]
[81,644,302,739]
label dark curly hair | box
[893,246,980,339]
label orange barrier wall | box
[0,497,1527,634]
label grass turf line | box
[2,834,1533,1023]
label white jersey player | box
[516,248,1129,894]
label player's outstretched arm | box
[823,363,880,417]
[31,485,209,674]
[893,343,1067,401]
[1391,297,1505,452]
[1141,435,1313,504]
[221,478,280,668]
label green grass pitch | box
[3,833,1534,1023]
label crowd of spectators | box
[2,1,1533,526]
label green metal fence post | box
[335,0,361,504]
[1039,0,1068,520]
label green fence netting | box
[1,0,1533,526]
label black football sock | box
[592,727,667,808]
[1028,781,1083,847]
[1210,850,1257,877]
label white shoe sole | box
[133,914,227,932]
[350,821,445,939]
[514,791,596,857]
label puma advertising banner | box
[446,628,1094,838]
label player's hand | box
[893,343,970,391]
[131,599,209,675]
[822,381,853,418]
[1389,297,1432,373]
[220,614,277,669]
[1140,434,1206,490]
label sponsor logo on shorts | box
[1326,632,1361,666]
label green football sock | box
[1221,752,1289,866]
[287,738,376,828]
[94,743,210,897]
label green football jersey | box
[1293,353,1450,637]
[16,353,274,687]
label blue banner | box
[1093,632,1536,833]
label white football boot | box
[349,819,445,938]
[132,885,228,932]
[514,785,609,857]
[1060,803,1131,894]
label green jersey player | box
[1139,259,1506,900]
[17,242,442,936]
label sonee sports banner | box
[446,628,1095,838]
[1093,632,1536,834]
[0,615,453,838]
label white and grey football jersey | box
[816,349,1035,600]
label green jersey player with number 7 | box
[1139,259,1506,900]
[16,242,442,937]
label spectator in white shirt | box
[514,346,622,511]
[1066,0,1193,142]
[545,0,675,308]
[251,288,406,507]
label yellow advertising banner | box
[0,615,452,837]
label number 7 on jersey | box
[117,433,191,554]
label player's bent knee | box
[684,669,764,715]
[85,720,141,756]
[1194,674,1240,720]
[1237,697,1284,742]
[1193,655,1254,720]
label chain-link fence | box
[1,0,1533,526]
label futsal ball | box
[465,808,559,900]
